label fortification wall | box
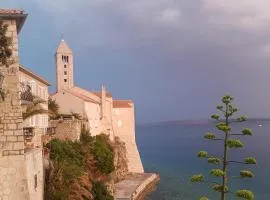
[113,105,144,173]
[49,119,88,141]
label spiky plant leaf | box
[240,170,254,178]
[208,157,221,165]
[204,133,216,140]
[191,174,204,183]
[216,105,223,110]
[227,139,244,148]
[199,197,209,200]
[211,114,220,120]
[216,122,231,132]
[210,169,224,177]
[222,95,233,104]
[197,151,208,158]
[212,184,228,193]
[244,157,257,165]
[236,190,254,200]
[242,128,252,136]
[237,115,248,122]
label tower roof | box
[56,39,72,54]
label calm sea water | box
[136,119,270,200]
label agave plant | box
[191,95,256,200]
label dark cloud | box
[2,0,270,123]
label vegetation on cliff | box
[44,129,127,200]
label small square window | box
[64,79,67,82]
[64,65,67,68]
[64,71,67,75]
[34,174,37,189]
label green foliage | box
[46,130,116,200]
[237,115,248,122]
[227,139,244,148]
[191,95,255,200]
[222,95,233,104]
[242,128,252,136]
[197,151,208,158]
[244,157,257,165]
[191,174,204,183]
[210,169,225,177]
[0,21,13,67]
[240,170,254,178]
[199,197,209,200]
[204,133,216,140]
[236,190,254,200]
[22,97,48,120]
[92,181,113,200]
[49,139,84,180]
[208,157,221,165]
[216,105,223,110]
[48,97,59,119]
[212,184,228,193]
[216,122,231,132]
[92,134,115,174]
[211,114,220,120]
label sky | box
[2,0,270,123]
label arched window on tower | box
[67,56,69,63]
[64,64,67,68]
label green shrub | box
[92,181,113,200]
[92,134,115,174]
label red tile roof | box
[0,9,27,33]
[0,9,24,14]
[113,100,133,108]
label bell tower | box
[55,38,74,92]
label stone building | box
[0,9,44,200]
[51,39,144,173]
[19,65,50,148]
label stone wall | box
[0,17,44,200]
[49,119,88,141]
[0,19,24,157]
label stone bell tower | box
[55,38,74,92]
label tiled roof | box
[19,65,51,86]
[113,100,133,108]
[65,90,100,104]
[92,91,112,98]
[0,9,27,33]
[0,9,24,15]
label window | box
[67,56,69,63]
[64,71,67,75]
[64,64,67,68]
[34,174,37,189]
[64,79,67,83]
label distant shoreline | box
[137,118,270,127]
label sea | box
[136,119,270,200]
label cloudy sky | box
[2,0,270,123]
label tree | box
[0,21,13,67]
[48,97,59,119]
[191,95,256,200]
[0,21,13,101]
[22,97,48,120]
